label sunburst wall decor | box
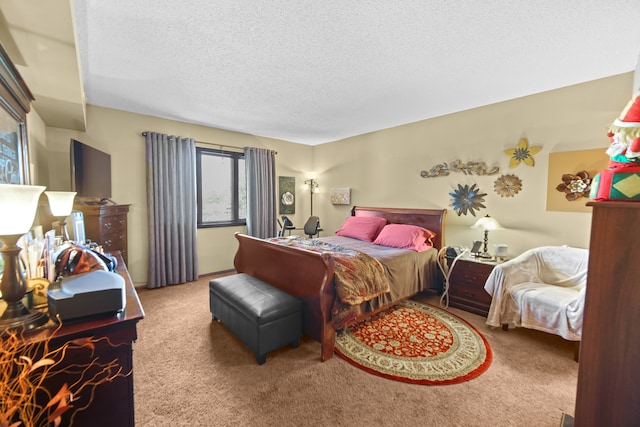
[494,174,522,197]
[504,138,542,168]
[546,148,608,213]
[449,183,487,216]
[556,170,591,201]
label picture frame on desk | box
[470,240,482,255]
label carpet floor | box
[133,276,578,426]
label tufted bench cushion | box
[209,273,302,364]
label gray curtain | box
[244,147,277,238]
[146,132,198,288]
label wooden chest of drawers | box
[75,204,130,264]
[447,258,496,317]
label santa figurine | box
[606,91,640,166]
[591,91,640,200]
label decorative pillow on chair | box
[373,224,436,252]
[335,216,388,242]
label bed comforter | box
[265,235,439,328]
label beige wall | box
[36,106,311,284]
[311,73,633,259]
[25,107,47,186]
[26,72,633,285]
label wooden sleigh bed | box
[233,206,447,361]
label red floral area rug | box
[334,299,492,385]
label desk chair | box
[277,216,295,237]
[303,216,320,238]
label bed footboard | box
[233,233,337,361]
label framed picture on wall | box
[330,187,351,205]
[0,109,28,184]
[0,43,34,185]
[279,176,295,214]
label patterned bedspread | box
[265,236,391,306]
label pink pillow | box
[335,216,388,242]
[373,224,436,252]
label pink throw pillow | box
[335,216,388,242]
[373,224,436,252]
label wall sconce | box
[470,215,504,258]
[45,191,77,241]
[304,178,319,215]
[0,184,49,331]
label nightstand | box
[447,256,497,317]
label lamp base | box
[476,252,493,259]
[0,305,49,332]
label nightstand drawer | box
[448,258,496,317]
[449,283,492,305]
[449,260,494,283]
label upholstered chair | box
[484,245,589,360]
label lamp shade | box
[45,191,76,216]
[304,178,319,193]
[470,215,504,231]
[0,184,46,235]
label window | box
[196,147,246,228]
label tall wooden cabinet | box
[573,202,640,426]
[76,204,130,264]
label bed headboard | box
[351,206,447,249]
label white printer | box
[48,270,127,321]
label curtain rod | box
[141,132,277,154]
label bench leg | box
[501,324,509,331]
[256,354,266,365]
[290,338,300,348]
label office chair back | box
[277,216,295,237]
[303,216,320,238]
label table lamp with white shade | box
[0,184,49,330]
[470,214,504,259]
[45,191,76,241]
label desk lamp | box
[470,215,504,258]
[0,184,49,330]
[45,191,76,241]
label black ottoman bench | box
[209,273,302,365]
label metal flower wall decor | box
[556,170,591,201]
[494,174,523,197]
[504,138,542,168]
[449,183,487,216]
[420,159,500,178]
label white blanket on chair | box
[484,246,589,340]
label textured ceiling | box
[73,1,640,145]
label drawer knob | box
[104,222,112,229]
[119,219,126,225]
[104,239,112,248]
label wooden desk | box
[22,252,144,426]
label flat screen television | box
[70,139,112,203]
